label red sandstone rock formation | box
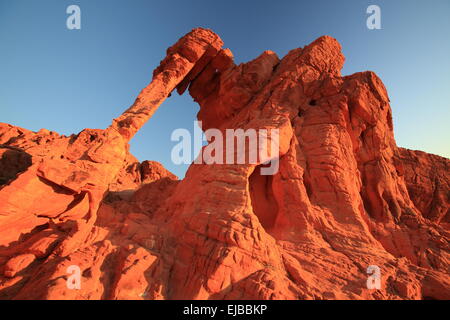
[0,28,448,300]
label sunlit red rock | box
[0,28,448,300]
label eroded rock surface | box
[0,28,448,300]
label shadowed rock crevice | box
[0,146,32,187]
[249,165,279,231]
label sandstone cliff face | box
[0,28,448,300]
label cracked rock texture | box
[0,28,448,300]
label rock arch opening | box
[128,92,201,179]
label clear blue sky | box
[1,0,449,178]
